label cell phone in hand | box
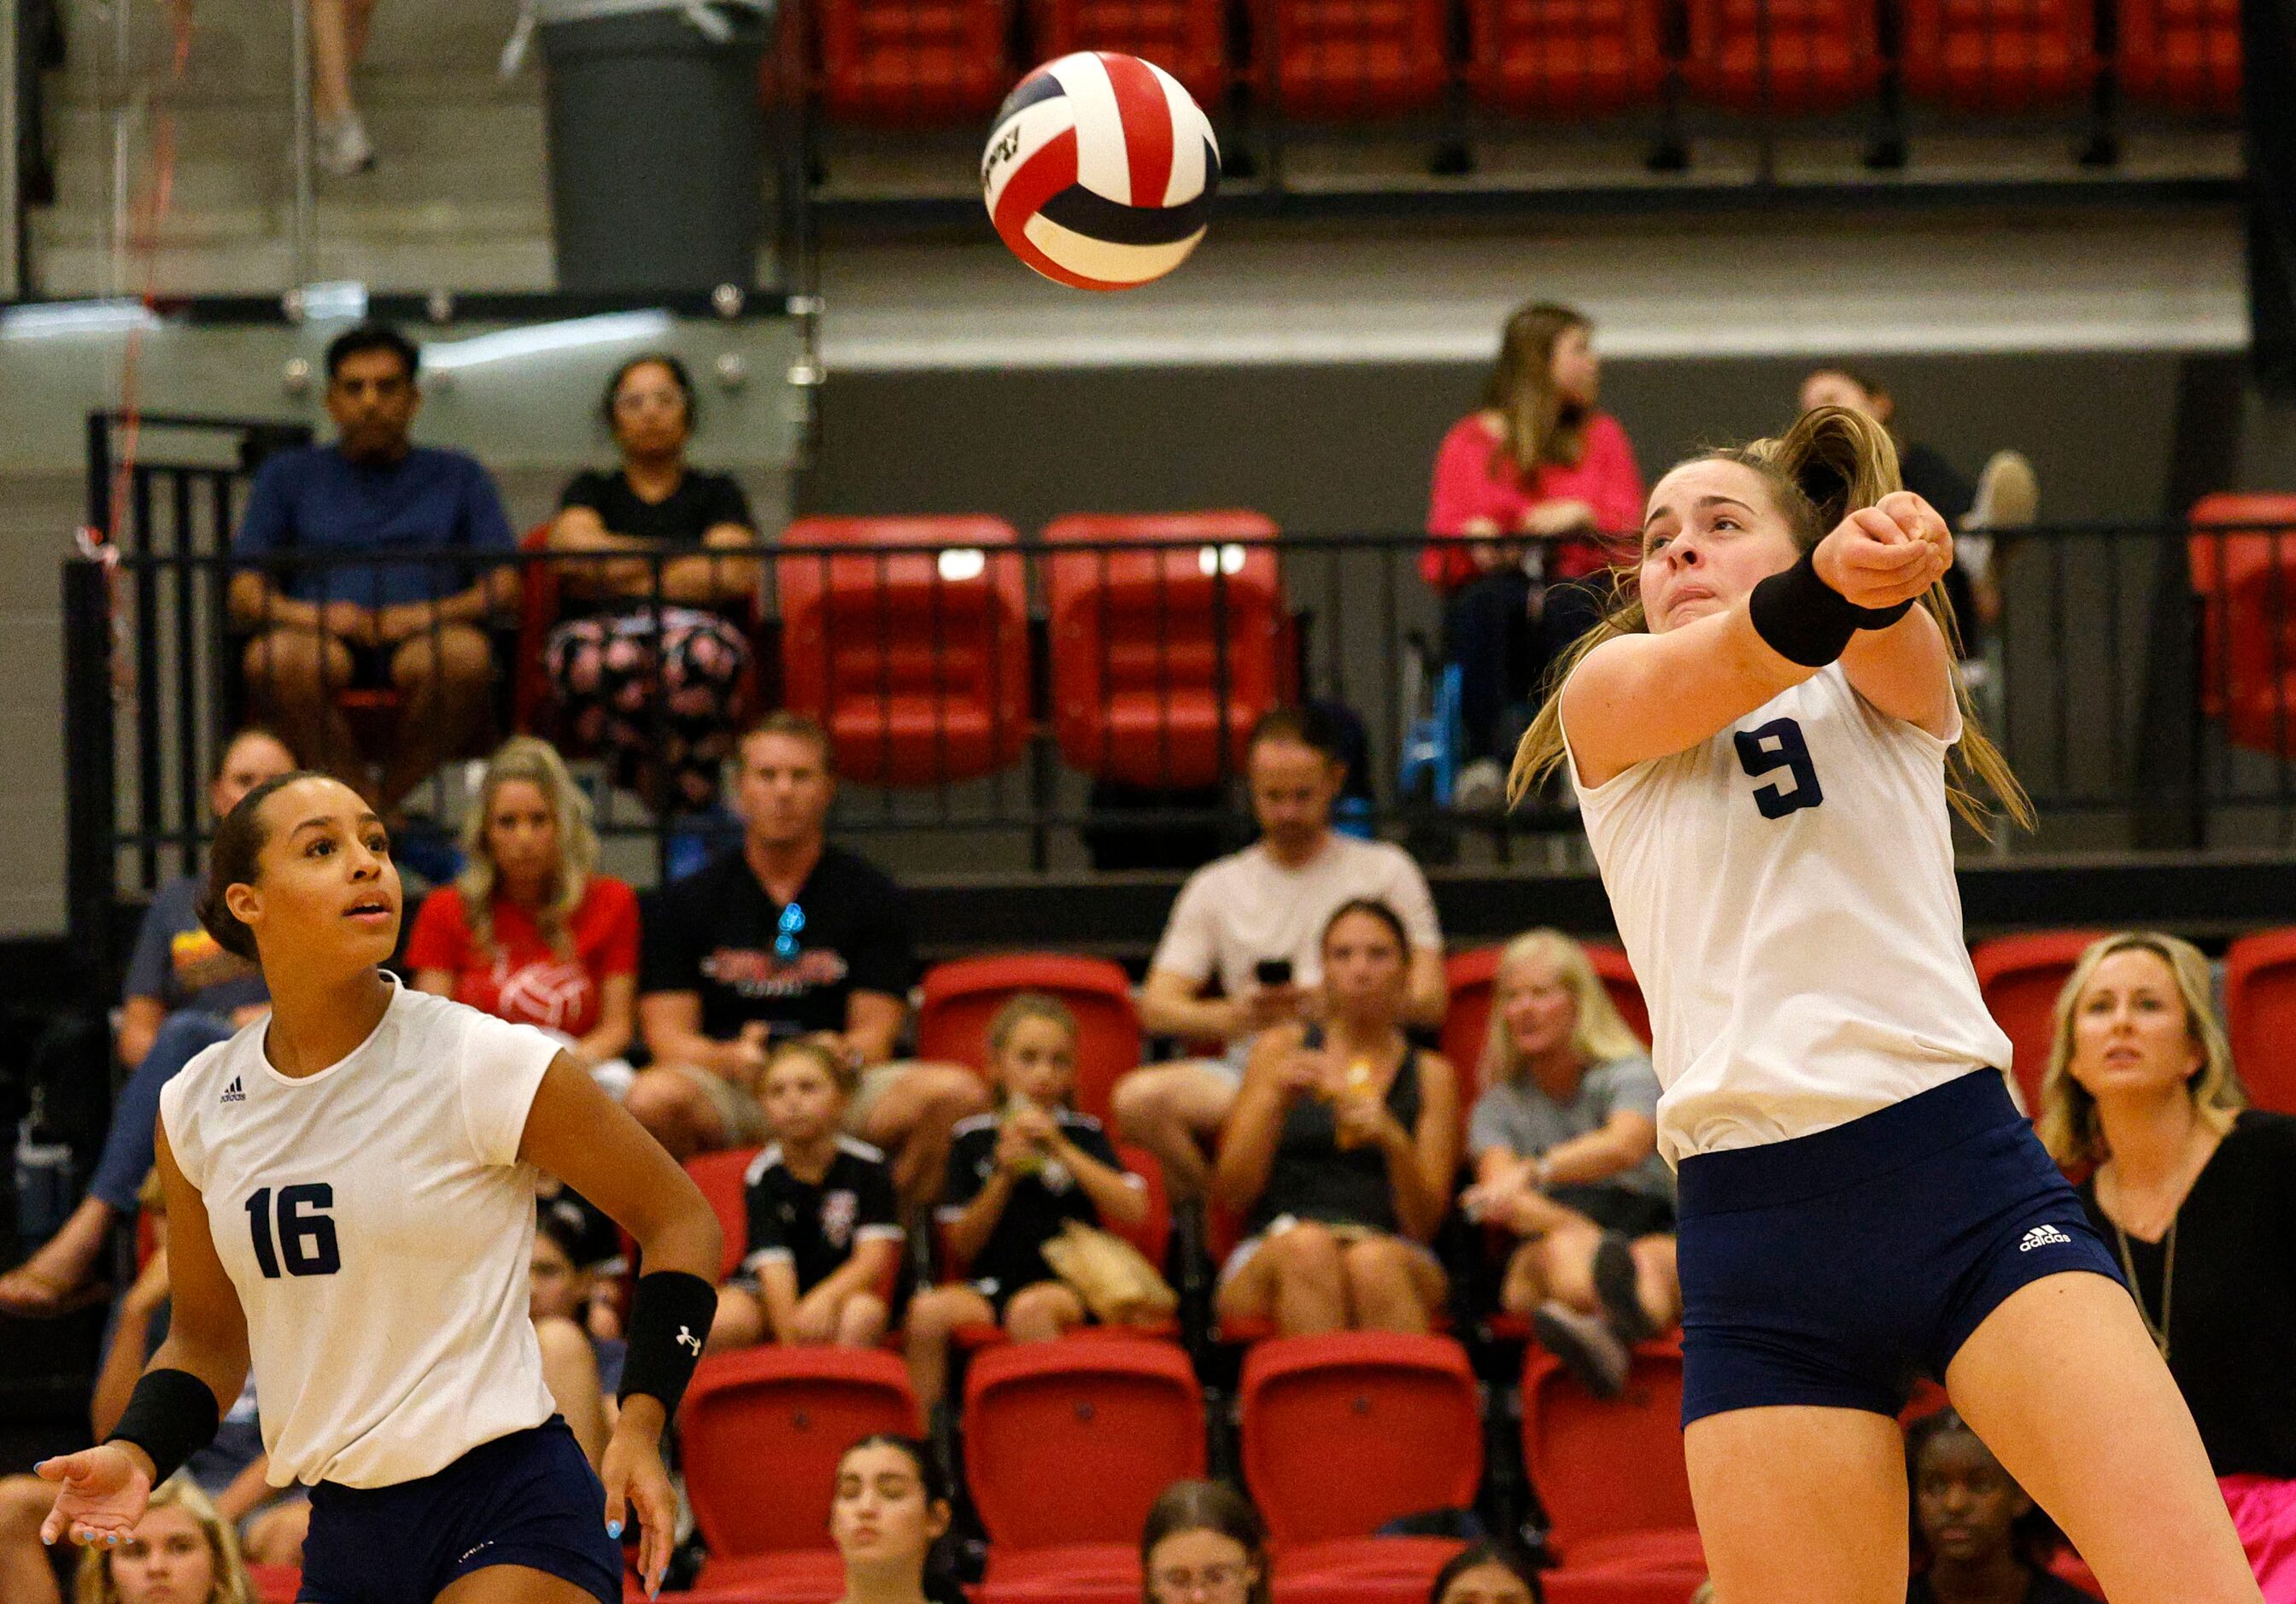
[1254,957,1294,988]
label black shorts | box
[1546,1183,1677,1238]
[1675,1069,2123,1427]
[296,1418,622,1604]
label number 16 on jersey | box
[246,1184,342,1278]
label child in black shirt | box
[905,995,1148,1411]
[711,1037,904,1351]
[1906,1410,2094,1604]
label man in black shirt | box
[628,713,990,1199]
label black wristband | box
[1747,547,1913,668]
[618,1269,717,1420]
[106,1368,220,1487]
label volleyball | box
[981,51,1220,291]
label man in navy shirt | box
[231,323,518,811]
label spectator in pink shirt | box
[1424,302,1643,808]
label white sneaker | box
[316,112,376,177]
[1968,450,2037,531]
[1453,758,1505,812]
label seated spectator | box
[0,727,296,1316]
[2042,933,2296,1597]
[407,735,639,1093]
[1426,301,1643,810]
[1430,1543,1546,1604]
[530,1198,623,1467]
[711,1036,904,1353]
[1212,900,1458,1337]
[1459,929,1678,1399]
[1906,1408,2089,1604]
[629,713,987,1194]
[72,1478,256,1604]
[545,353,760,839]
[831,1435,964,1604]
[1142,1480,1272,1604]
[1797,366,2038,656]
[906,996,1150,1411]
[231,322,516,817]
[1116,708,1445,1203]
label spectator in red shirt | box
[1424,301,1643,809]
[407,735,640,1088]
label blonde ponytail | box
[1508,405,2034,834]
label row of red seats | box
[514,513,1290,794]
[2190,493,2296,759]
[806,0,2238,126]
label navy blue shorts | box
[297,1418,622,1604]
[1675,1069,2124,1427]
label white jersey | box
[158,977,560,1489]
[1567,662,2012,1165]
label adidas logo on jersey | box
[2018,1224,2072,1252]
[220,1076,246,1105]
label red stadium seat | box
[1239,1332,1481,1568]
[1029,0,1233,105]
[682,1346,922,1577]
[1252,0,1450,117]
[965,1337,1206,1600]
[2223,928,2296,1114]
[1465,0,1668,115]
[2190,495,2296,759]
[1901,0,2098,109]
[1970,930,2112,1115]
[1522,1338,1702,1574]
[2117,0,2240,111]
[1045,513,1284,791]
[1442,943,1652,1109]
[817,0,1015,126]
[915,954,1144,1124]
[679,1552,849,1604]
[1682,0,1883,111]
[248,1565,302,1604]
[777,517,1031,788]
[688,1147,763,1281]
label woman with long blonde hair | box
[408,735,641,1086]
[73,1477,252,1604]
[2041,933,2296,1597]
[1458,930,1677,1398]
[1523,404,2257,1602]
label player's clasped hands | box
[1813,489,1954,612]
[34,1441,154,1550]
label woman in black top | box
[1905,1409,2092,1604]
[545,354,761,816]
[1213,899,1459,1337]
[2039,931,2296,1597]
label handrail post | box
[64,558,119,978]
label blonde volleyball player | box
[1515,407,2259,1603]
[34,771,723,1602]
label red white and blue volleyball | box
[981,51,1220,291]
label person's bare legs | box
[240,1498,311,1569]
[903,1284,995,1414]
[1686,1405,1910,1604]
[0,1196,116,1315]
[0,1474,63,1604]
[708,1285,766,1352]
[307,0,375,120]
[623,1067,730,1162]
[858,1064,992,1210]
[1111,1063,1236,1203]
[1004,1282,1086,1343]
[1631,1234,1681,1332]
[243,627,360,789]
[535,1314,611,1467]
[1215,1221,1346,1336]
[835,1291,889,1348]
[1947,1272,2261,1602]
[380,625,494,814]
[438,1567,600,1603]
[1340,1236,1444,1332]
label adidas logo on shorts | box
[220,1075,245,1104]
[2018,1224,2072,1252]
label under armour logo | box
[2018,1224,2072,1252]
[676,1325,702,1356]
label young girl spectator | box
[1429,1542,1546,1604]
[530,1203,623,1468]
[1213,900,1460,1337]
[72,1478,255,1604]
[0,729,296,1316]
[906,996,1149,1411]
[1459,929,1678,1398]
[1906,1409,2090,1604]
[2041,933,2296,1598]
[831,1436,964,1604]
[711,1037,904,1353]
[1142,1480,1272,1604]
[1425,301,1644,808]
[407,736,640,1091]
[545,354,761,825]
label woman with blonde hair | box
[1459,929,1676,1398]
[2043,933,2296,1598]
[1516,403,2258,1601]
[408,735,641,1090]
[73,1476,253,1604]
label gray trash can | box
[537,0,770,295]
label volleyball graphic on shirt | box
[981,51,1219,291]
[493,958,596,1035]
